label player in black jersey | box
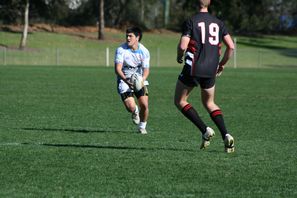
[174,0,235,153]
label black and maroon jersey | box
[182,12,228,77]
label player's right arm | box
[114,47,133,87]
[115,62,133,87]
[177,18,192,64]
[177,36,190,64]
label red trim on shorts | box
[182,104,192,112]
[211,109,222,117]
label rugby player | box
[115,27,150,134]
[174,0,235,153]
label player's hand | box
[216,65,224,76]
[125,78,134,89]
[177,57,183,64]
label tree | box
[44,0,69,30]
[1,0,296,34]
[19,0,29,50]
[0,0,23,24]
[140,0,144,22]
[163,0,170,27]
[98,0,104,40]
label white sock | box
[139,121,147,129]
[134,105,139,114]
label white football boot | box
[131,106,140,125]
[138,128,147,135]
[138,121,147,134]
[224,134,235,153]
[200,127,215,149]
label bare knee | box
[139,102,148,112]
[203,101,219,112]
[174,98,188,110]
[125,104,135,113]
[124,98,136,113]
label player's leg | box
[174,79,208,134]
[201,85,226,138]
[174,79,214,149]
[137,95,148,134]
[201,85,234,152]
[122,95,137,113]
[118,79,139,125]
[137,95,148,122]
[135,86,149,134]
[122,93,140,125]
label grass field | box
[0,65,296,197]
[1,30,297,68]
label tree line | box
[1,0,297,34]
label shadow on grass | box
[21,127,131,134]
[237,39,287,50]
[19,142,196,153]
[265,64,297,69]
[16,128,219,153]
[279,48,297,58]
[237,38,297,59]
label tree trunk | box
[19,0,29,50]
[164,0,170,27]
[140,0,144,22]
[98,0,105,40]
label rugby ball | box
[131,73,144,91]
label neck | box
[131,43,139,51]
[200,7,208,12]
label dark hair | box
[126,27,142,42]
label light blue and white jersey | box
[114,43,150,79]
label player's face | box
[126,33,139,49]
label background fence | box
[0,46,296,68]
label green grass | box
[235,35,297,68]
[0,30,296,67]
[0,65,296,197]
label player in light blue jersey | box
[115,27,150,134]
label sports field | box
[0,65,296,197]
[1,30,297,67]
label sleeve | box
[181,18,193,37]
[114,47,124,64]
[221,21,229,37]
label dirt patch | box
[0,24,178,49]
[0,23,129,43]
[0,23,176,35]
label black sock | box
[181,104,207,133]
[210,109,228,140]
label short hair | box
[199,0,211,8]
[126,27,142,42]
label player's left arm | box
[217,34,235,76]
[142,68,149,81]
[142,48,150,81]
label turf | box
[1,31,296,68]
[0,65,296,197]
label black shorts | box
[120,86,149,101]
[178,73,215,89]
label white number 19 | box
[198,22,219,45]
